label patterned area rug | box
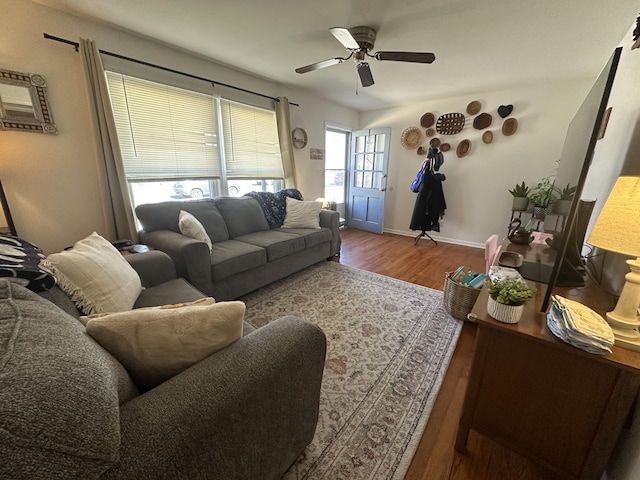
[241,262,462,480]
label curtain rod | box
[43,33,299,107]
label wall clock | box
[292,127,308,149]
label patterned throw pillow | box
[0,235,55,292]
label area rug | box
[240,262,462,480]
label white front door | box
[346,128,390,234]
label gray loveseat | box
[135,195,341,300]
[1,250,326,480]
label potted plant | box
[529,176,560,220]
[508,181,530,211]
[553,183,576,215]
[484,277,536,323]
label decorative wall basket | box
[456,139,471,158]
[487,296,524,323]
[436,113,465,135]
[420,112,435,128]
[502,118,518,136]
[401,127,422,149]
[473,113,492,130]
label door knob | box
[380,187,386,192]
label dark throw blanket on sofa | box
[243,188,304,228]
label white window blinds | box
[220,100,283,179]
[106,72,220,179]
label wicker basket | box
[443,273,482,321]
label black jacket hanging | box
[410,149,446,232]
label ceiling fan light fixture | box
[357,62,374,87]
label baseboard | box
[382,228,484,249]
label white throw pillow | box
[178,210,212,250]
[41,232,142,315]
[83,298,245,390]
[281,197,322,229]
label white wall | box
[359,80,593,247]
[1,0,358,253]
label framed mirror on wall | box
[0,68,57,134]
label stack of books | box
[547,295,614,355]
[448,266,487,289]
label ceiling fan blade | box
[357,62,374,87]
[295,57,346,74]
[375,51,436,64]
[329,27,360,50]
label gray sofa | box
[135,195,341,300]
[1,250,326,480]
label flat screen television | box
[539,47,622,312]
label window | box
[105,72,284,207]
[324,129,349,204]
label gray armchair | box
[1,250,326,480]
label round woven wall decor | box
[401,127,423,149]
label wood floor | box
[336,228,566,480]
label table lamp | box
[587,175,640,351]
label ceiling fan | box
[295,26,435,88]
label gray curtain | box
[79,38,138,242]
[275,97,298,188]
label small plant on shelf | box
[509,181,530,198]
[529,176,560,208]
[553,183,577,215]
[485,277,536,306]
[558,183,577,200]
[509,181,530,211]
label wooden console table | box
[455,241,640,479]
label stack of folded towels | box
[547,295,615,355]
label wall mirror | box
[0,68,57,134]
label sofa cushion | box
[235,230,306,261]
[179,210,213,250]
[215,197,270,238]
[0,235,55,292]
[280,227,333,248]
[281,197,322,229]
[41,232,142,315]
[83,299,245,391]
[133,278,205,309]
[136,200,230,243]
[210,240,267,282]
[0,280,121,479]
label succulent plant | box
[559,183,577,200]
[508,181,530,198]
[484,277,536,306]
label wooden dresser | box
[455,241,640,480]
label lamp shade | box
[587,176,640,257]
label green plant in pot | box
[553,183,576,216]
[529,176,560,220]
[484,277,536,323]
[509,181,530,211]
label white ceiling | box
[32,0,639,111]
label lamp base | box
[610,325,640,352]
[605,258,640,352]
